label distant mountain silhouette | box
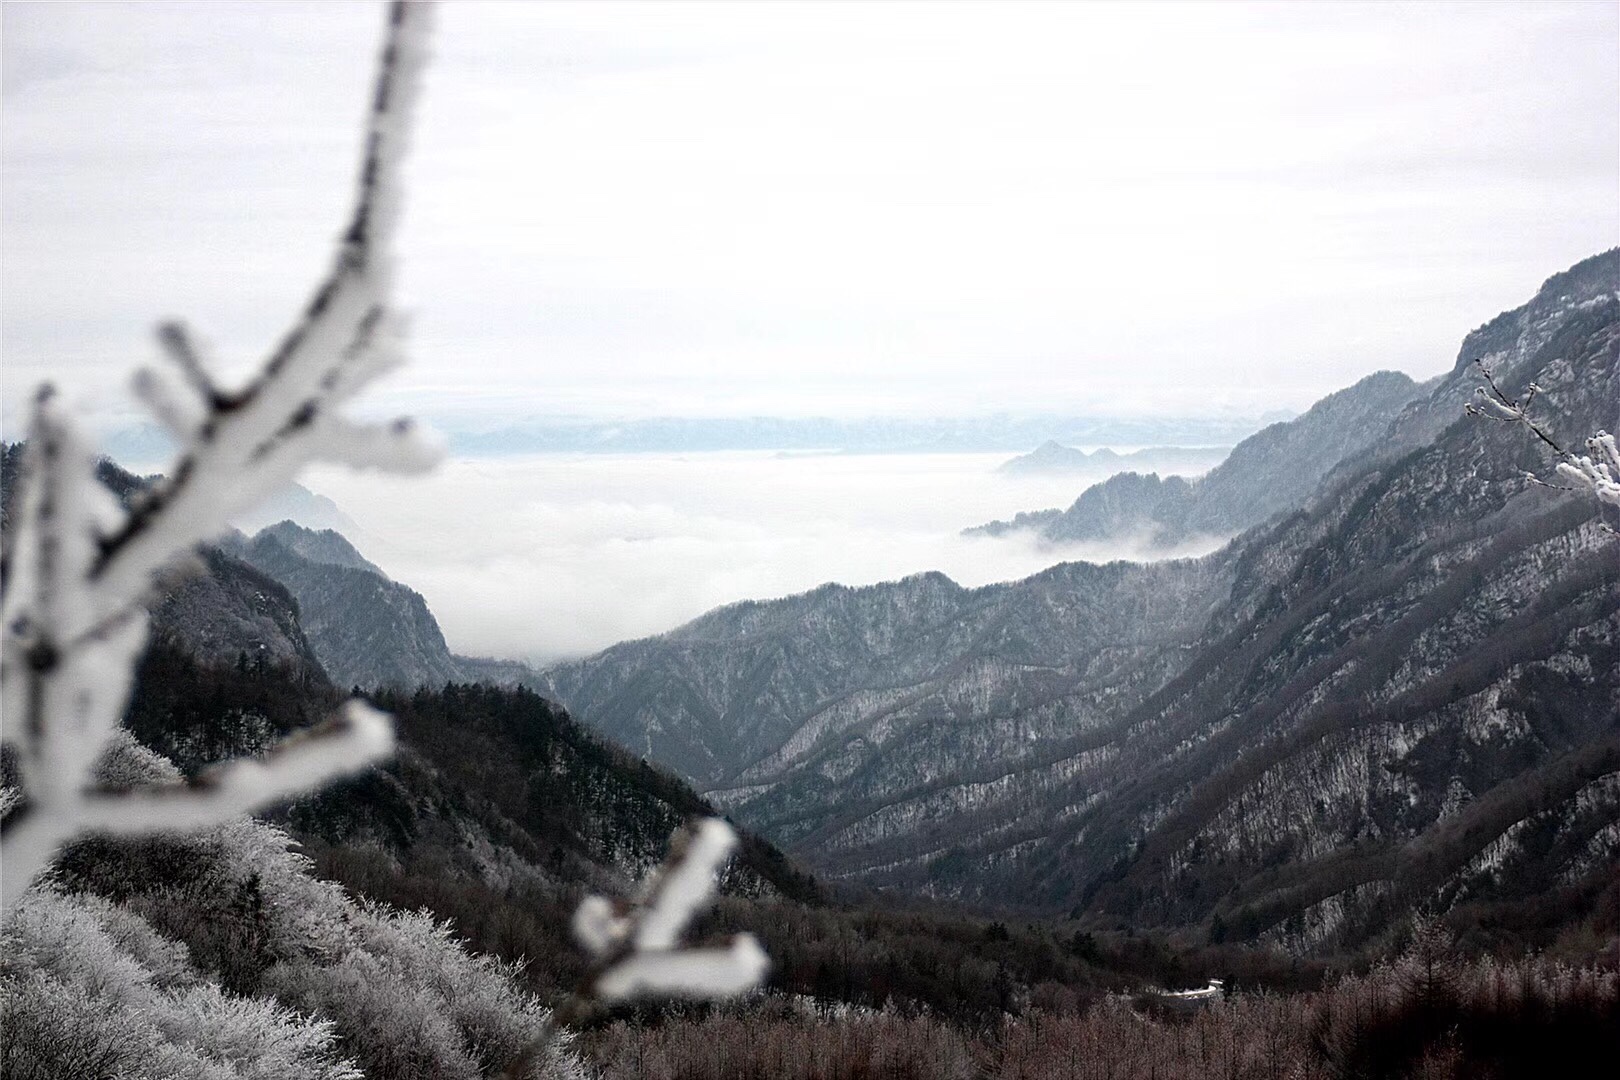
[996,441,1228,476]
[970,370,1426,547]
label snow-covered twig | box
[500,819,769,1079]
[0,10,770,1067]
[1465,359,1619,530]
[1464,360,1566,456]
[0,1,438,915]
[1554,432,1620,511]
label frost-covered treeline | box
[588,926,1620,1080]
[4,763,585,1078]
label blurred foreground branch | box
[0,0,439,914]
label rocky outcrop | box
[228,523,466,691]
[226,520,549,694]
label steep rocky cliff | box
[226,524,466,690]
[224,520,547,693]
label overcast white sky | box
[3,0,1616,432]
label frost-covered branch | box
[1465,360,1569,457]
[500,819,769,1079]
[1465,359,1619,528]
[0,1,438,916]
[1554,432,1620,510]
[0,10,771,1070]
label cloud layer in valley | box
[298,452,1225,662]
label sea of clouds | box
[299,450,1225,663]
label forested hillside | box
[538,250,1620,954]
[6,247,1617,1074]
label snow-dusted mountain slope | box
[225,520,546,693]
[540,250,1620,949]
[540,558,1231,787]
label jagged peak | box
[1452,248,1620,375]
[252,519,385,578]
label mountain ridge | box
[28,250,1611,955]
[532,250,1620,950]
[224,519,552,695]
[968,369,1426,548]
[996,441,1230,476]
